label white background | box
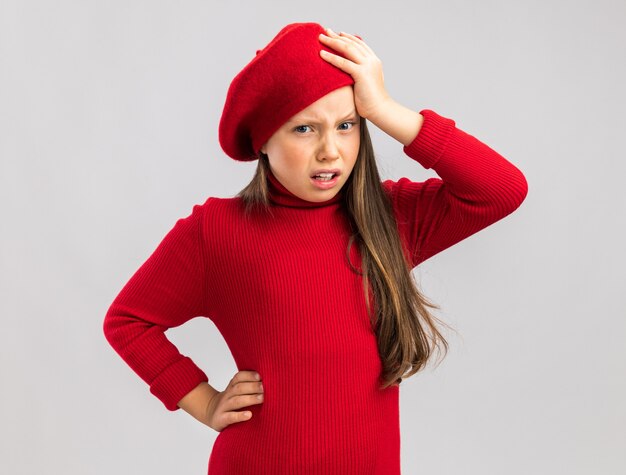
[1,0,624,473]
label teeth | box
[314,172,334,180]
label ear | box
[260,143,267,154]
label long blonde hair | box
[238,118,449,389]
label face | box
[260,86,360,203]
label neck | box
[266,168,344,209]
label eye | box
[293,125,311,134]
[338,121,355,131]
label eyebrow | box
[287,110,358,125]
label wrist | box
[367,98,424,146]
[178,382,220,427]
[364,94,395,125]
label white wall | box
[1,0,624,473]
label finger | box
[223,393,263,414]
[319,49,357,75]
[216,411,252,432]
[230,380,264,396]
[233,370,261,384]
[227,375,256,398]
[336,30,363,42]
[230,392,264,408]
[222,409,252,427]
[320,36,367,59]
[319,30,368,58]
[337,31,376,55]
[326,28,371,51]
[325,27,363,46]
[240,393,264,406]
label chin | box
[304,190,338,202]
[314,194,337,202]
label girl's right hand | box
[205,370,264,432]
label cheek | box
[348,145,360,173]
[347,136,360,161]
[268,142,303,172]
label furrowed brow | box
[287,110,358,125]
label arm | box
[177,381,220,425]
[364,96,424,146]
[317,28,423,146]
[383,108,528,266]
[317,30,527,267]
[103,202,210,411]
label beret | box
[218,22,355,161]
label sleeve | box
[102,202,210,411]
[384,109,528,267]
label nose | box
[317,132,340,162]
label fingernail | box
[255,373,260,380]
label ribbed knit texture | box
[103,109,528,474]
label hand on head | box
[318,28,391,122]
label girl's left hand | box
[318,28,391,121]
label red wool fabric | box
[218,22,354,161]
[103,109,528,474]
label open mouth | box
[312,172,337,182]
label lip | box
[310,169,341,190]
[310,168,341,178]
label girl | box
[103,22,527,474]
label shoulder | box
[192,195,245,215]
[191,195,249,231]
[172,196,246,235]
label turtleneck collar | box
[267,168,344,208]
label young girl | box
[103,22,527,474]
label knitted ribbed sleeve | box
[388,109,528,266]
[103,204,209,410]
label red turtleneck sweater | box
[103,109,527,474]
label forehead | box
[286,86,356,122]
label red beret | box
[218,22,355,161]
